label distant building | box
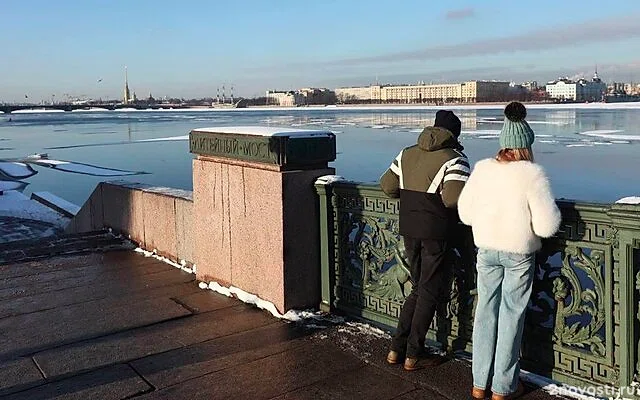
[465,81,512,102]
[625,83,640,95]
[610,82,627,94]
[335,81,511,104]
[335,86,383,103]
[298,88,337,105]
[546,70,607,102]
[546,79,579,101]
[266,88,336,106]
[266,90,305,106]
[522,81,538,91]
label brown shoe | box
[403,357,420,371]
[491,382,525,400]
[386,350,402,364]
[471,387,487,399]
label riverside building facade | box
[335,81,512,104]
[545,71,607,102]
[266,88,336,106]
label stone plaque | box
[189,127,336,168]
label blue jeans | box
[472,248,534,396]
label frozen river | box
[1,103,638,205]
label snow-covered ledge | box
[192,126,334,138]
[616,196,640,205]
[66,181,194,266]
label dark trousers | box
[391,236,450,358]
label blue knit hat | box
[499,102,535,149]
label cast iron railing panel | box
[316,181,640,391]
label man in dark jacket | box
[381,110,469,370]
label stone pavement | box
[0,249,572,400]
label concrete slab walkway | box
[0,250,572,400]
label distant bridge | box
[0,99,247,114]
[1,103,186,113]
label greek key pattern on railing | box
[557,221,617,245]
[334,191,400,215]
[338,286,404,318]
[555,352,618,385]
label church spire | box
[123,66,131,105]
[593,64,601,82]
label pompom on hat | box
[499,102,535,149]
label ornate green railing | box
[315,181,640,391]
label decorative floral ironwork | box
[553,247,606,357]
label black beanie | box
[434,110,461,137]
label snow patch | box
[461,130,501,136]
[197,277,344,326]
[26,156,145,176]
[141,186,193,200]
[518,371,602,400]
[337,321,391,339]
[208,281,233,297]
[0,162,38,180]
[580,129,624,135]
[0,190,68,226]
[71,108,110,112]
[134,248,194,274]
[616,196,640,205]
[454,353,612,399]
[11,109,65,114]
[578,130,640,141]
[315,175,346,185]
[193,126,333,138]
[480,119,568,126]
[31,191,80,216]
[137,135,189,142]
[0,181,28,192]
[283,309,345,325]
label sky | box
[1,0,640,102]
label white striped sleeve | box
[443,157,470,183]
[389,151,402,176]
[427,156,469,193]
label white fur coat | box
[457,158,561,254]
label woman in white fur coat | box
[458,102,561,400]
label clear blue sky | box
[1,0,639,102]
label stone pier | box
[190,127,335,313]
